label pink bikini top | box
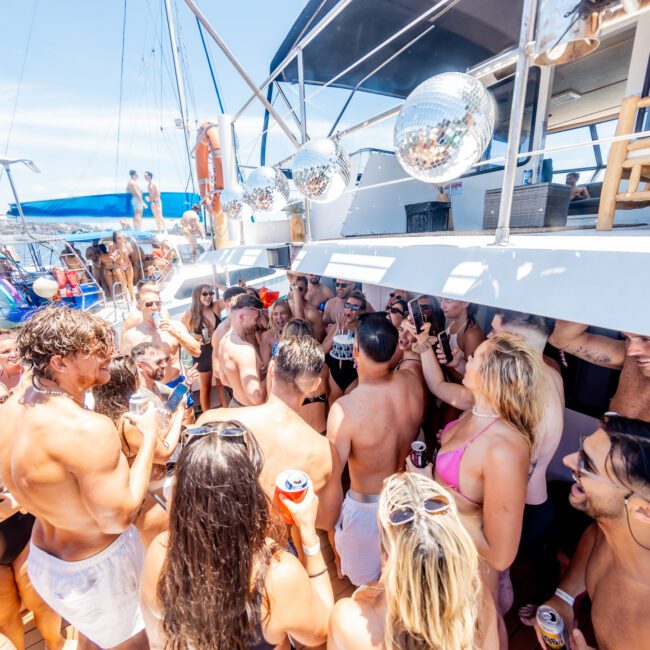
[435,415,500,505]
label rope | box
[114,0,128,193]
[196,17,224,113]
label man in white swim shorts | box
[327,313,423,585]
[0,307,180,649]
[127,169,144,231]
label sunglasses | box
[335,282,348,288]
[388,496,451,526]
[144,300,162,308]
[181,424,262,471]
[201,291,215,297]
[576,435,623,489]
[291,285,305,292]
[344,302,362,311]
[389,293,402,300]
[389,307,404,315]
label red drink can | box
[411,441,427,468]
[273,470,309,524]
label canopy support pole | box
[297,50,313,242]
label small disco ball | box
[243,166,290,213]
[394,72,496,183]
[292,138,351,203]
[219,185,252,220]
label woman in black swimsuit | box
[139,420,334,649]
[182,284,221,413]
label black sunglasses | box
[201,291,215,297]
[335,282,348,288]
[291,284,305,292]
[344,302,362,311]
[389,307,404,315]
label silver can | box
[201,327,210,344]
[410,441,427,468]
[536,605,568,650]
[129,392,149,415]
[152,312,161,328]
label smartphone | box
[408,298,425,334]
[165,383,190,412]
[438,331,454,363]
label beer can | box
[523,168,533,185]
[273,470,309,525]
[129,392,149,415]
[152,312,161,328]
[201,327,210,344]
[411,441,427,468]
[536,605,568,650]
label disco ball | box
[243,166,290,213]
[292,138,351,203]
[219,184,252,221]
[394,72,496,183]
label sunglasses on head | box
[181,425,263,472]
[335,282,348,288]
[390,307,404,315]
[388,496,450,526]
[201,291,215,297]
[145,300,162,308]
[344,302,362,311]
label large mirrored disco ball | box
[219,184,252,220]
[394,72,496,183]
[292,138,351,203]
[243,166,290,213]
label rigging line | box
[1,0,39,184]
[114,0,128,193]
[196,17,224,113]
[172,0,199,126]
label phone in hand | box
[165,383,190,412]
[438,331,454,363]
[408,298,425,334]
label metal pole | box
[493,0,538,246]
[297,50,313,243]
[274,81,304,133]
[3,165,42,270]
[233,0,354,121]
[183,0,301,149]
[164,0,197,194]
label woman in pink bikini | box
[110,230,135,302]
[407,327,544,648]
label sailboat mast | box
[163,0,197,194]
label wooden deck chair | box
[597,94,650,230]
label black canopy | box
[271,0,524,99]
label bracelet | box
[308,567,328,579]
[302,541,321,556]
[554,588,575,608]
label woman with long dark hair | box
[181,284,221,413]
[110,231,135,302]
[439,298,485,378]
[140,420,334,649]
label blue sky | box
[0,0,398,211]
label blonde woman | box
[328,473,498,650]
[406,328,544,647]
[260,299,292,369]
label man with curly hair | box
[0,306,179,650]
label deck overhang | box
[290,229,650,334]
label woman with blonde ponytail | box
[328,473,498,649]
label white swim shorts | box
[334,490,381,587]
[27,525,145,648]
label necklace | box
[471,406,498,418]
[32,379,85,408]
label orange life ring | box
[195,122,227,247]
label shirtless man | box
[121,283,170,339]
[327,313,423,585]
[489,310,565,546]
[217,293,266,407]
[144,171,165,234]
[323,279,354,326]
[566,172,590,201]
[127,169,144,231]
[0,306,175,650]
[306,274,334,313]
[549,321,650,421]
[180,204,203,263]
[121,288,200,401]
[533,414,650,650]
[288,275,325,342]
[0,331,22,404]
[199,335,343,531]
